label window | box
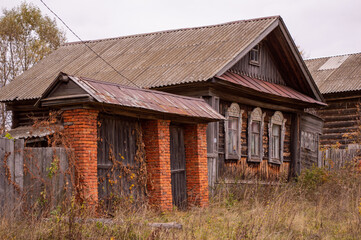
[251,121,260,157]
[249,44,260,65]
[225,103,243,159]
[268,111,286,164]
[301,131,318,152]
[248,107,265,162]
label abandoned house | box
[305,52,361,148]
[305,53,361,166]
[0,16,326,210]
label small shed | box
[36,72,223,211]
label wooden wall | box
[218,100,292,180]
[8,100,50,128]
[317,98,360,148]
[300,114,323,171]
[230,40,286,85]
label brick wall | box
[63,108,99,206]
[142,119,172,211]
[184,124,209,207]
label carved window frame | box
[248,107,265,162]
[225,103,244,160]
[268,111,287,164]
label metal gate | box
[170,124,187,209]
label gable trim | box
[216,19,279,77]
[277,18,324,102]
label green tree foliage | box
[0,2,66,132]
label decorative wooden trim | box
[247,107,265,163]
[225,103,243,160]
[268,111,287,164]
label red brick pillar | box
[142,120,172,211]
[184,124,209,207]
[63,109,99,206]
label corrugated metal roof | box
[48,74,224,121]
[305,53,361,94]
[217,71,326,106]
[0,16,279,101]
[7,125,63,139]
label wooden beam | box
[291,113,301,177]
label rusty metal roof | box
[43,73,224,121]
[0,16,280,102]
[217,71,326,106]
[305,52,361,94]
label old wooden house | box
[305,53,361,167]
[305,53,361,149]
[0,16,326,209]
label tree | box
[0,2,66,133]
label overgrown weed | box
[1,165,360,239]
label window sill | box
[247,157,262,163]
[269,159,282,165]
[226,154,240,160]
[249,61,260,67]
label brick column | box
[63,109,99,206]
[184,124,209,207]
[142,119,172,211]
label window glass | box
[251,121,260,156]
[272,124,281,159]
[227,117,238,155]
[250,44,260,64]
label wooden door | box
[170,124,187,209]
[97,114,141,211]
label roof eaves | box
[277,17,325,103]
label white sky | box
[1,0,360,59]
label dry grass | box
[1,166,361,240]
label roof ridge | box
[305,52,361,61]
[62,16,280,47]
[72,75,207,102]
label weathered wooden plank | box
[5,138,15,215]
[0,138,6,216]
[14,139,24,192]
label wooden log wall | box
[218,100,292,180]
[317,98,361,148]
[7,100,50,128]
[230,40,286,86]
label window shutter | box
[247,112,252,162]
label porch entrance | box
[170,124,187,209]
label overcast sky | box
[1,0,360,59]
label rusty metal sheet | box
[218,71,325,106]
[66,75,223,121]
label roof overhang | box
[38,73,224,123]
[6,124,63,140]
[216,71,326,108]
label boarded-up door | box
[170,124,187,209]
[97,114,142,211]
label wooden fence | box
[0,138,70,217]
[320,144,361,170]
